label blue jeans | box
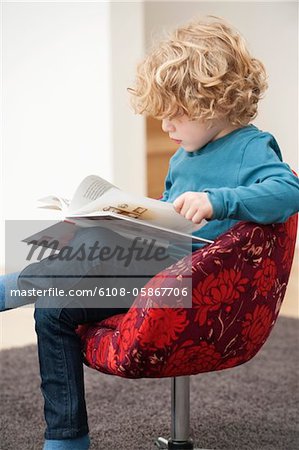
[1,226,178,439]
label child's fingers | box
[191,210,205,224]
[185,207,199,221]
[173,194,186,212]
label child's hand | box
[173,192,213,224]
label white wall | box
[145,1,298,172]
[2,2,112,219]
[1,1,146,268]
[110,1,146,194]
[2,1,146,222]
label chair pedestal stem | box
[170,376,193,448]
[155,376,194,449]
[172,376,192,439]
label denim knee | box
[34,306,61,332]
[72,226,117,245]
[34,304,86,334]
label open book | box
[24,175,213,249]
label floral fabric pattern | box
[252,258,277,297]
[76,215,297,379]
[192,269,249,326]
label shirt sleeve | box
[159,165,172,202]
[204,133,299,223]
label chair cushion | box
[76,215,297,378]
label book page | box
[68,175,117,213]
[68,189,205,235]
[38,195,70,212]
[37,174,207,240]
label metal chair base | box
[155,436,194,449]
[155,437,213,449]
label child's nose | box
[161,119,175,133]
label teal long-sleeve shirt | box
[160,124,299,251]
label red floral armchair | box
[76,216,297,449]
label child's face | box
[161,115,234,152]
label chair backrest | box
[77,215,298,379]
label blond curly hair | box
[128,16,268,126]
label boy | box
[128,16,299,246]
[1,15,299,450]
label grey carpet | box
[0,315,298,450]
